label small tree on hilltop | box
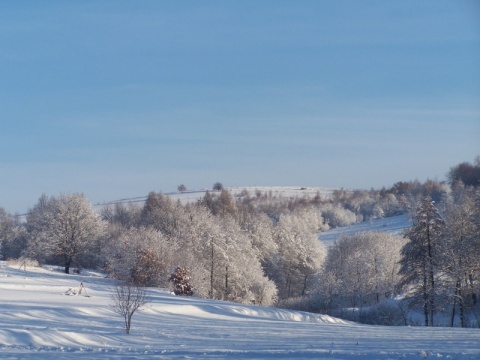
[177,184,187,193]
[213,182,224,191]
[169,267,194,296]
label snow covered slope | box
[96,186,338,208]
[151,186,336,208]
[0,262,479,359]
[319,214,412,245]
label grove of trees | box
[0,158,479,327]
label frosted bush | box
[321,204,357,228]
[358,301,407,326]
[7,257,39,268]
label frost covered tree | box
[442,185,480,326]
[103,226,172,286]
[27,194,105,274]
[238,212,278,270]
[399,196,445,326]
[0,208,14,254]
[271,209,326,298]
[320,204,357,229]
[0,208,27,260]
[175,206,277,305]
[101,202,142,228]
[322,232,405,308]
[141,192,184,238]
[217,216,277,305]
[200,189,237,217]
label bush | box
[7,257,39,269]
[321,205,357,228]
[169,267,194,296]
[276,295,330,313]
[357,301,407,326]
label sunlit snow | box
[319,214,412,245]
[0,262,478,359]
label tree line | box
[0,158,479,326]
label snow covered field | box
[319,214,412,246]
[96,186,339,208]
[0,262,479,359]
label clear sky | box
[1,1,479,214]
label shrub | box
[169,267,194,296]
[357,301,407,326]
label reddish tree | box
[169,267,194,296]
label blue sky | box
[1,1,479,213]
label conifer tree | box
[169,267,194,296]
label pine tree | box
[169,267,194,296]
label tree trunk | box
[64,256,72,274]
[450,283,458,327]
[126,313,133,334]
[429,267,435,326]
[450,300,456,327]
[459,289,465,328]
[210,238,214,299]
[427,225,435,327]
[225,264,229,300]
[301,274,308,296]
[423,268,429,327]
[468,273,477,305]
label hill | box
[319,213,412,245]
[0,262,479,359]
[94,186,339,207]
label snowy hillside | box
[96,186,339,208]
[319,214,412,245]
[0,262,479,359]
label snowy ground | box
[172,186,339,201]
[1,262,479,359]
[319,214,412,246]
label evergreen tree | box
[169,267,194,296]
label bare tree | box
[111,283,149,334]
[447,161,480,187]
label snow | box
[1,262,479,359]
[319,214,412,246]
[98,186,339,208]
